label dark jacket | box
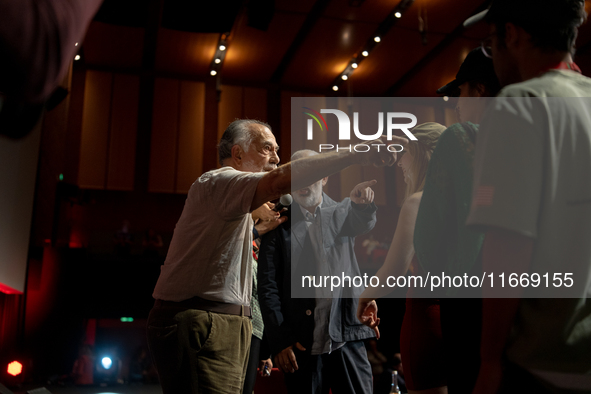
[258,193,377,356]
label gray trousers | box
[283,340,373,394]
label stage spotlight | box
[101,357,112,370]
[7,361,22,376]
[4,360,25,387]
[95,351,122,385]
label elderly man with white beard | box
[258,149,378,394]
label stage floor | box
[12,384,163,394]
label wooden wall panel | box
[79,71,112,189]
[243,88,267,122]
[218,85,243,139]
[149,78,180,193]
[176,81,205,193]
[107,74,139,191]
[280,91,295,164]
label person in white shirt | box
[463,1,591,393]
[147,119,403,394]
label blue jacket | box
[258,193,377,356]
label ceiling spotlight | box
[74,55,81,61]
[210,70,217,76]
[341,75,348,80]
[443,96,449,102]
[395,12,402,18]
[332,85,339,91]
[214,58,221,64]
[374,36,381,43]
[351,63,358,69]
[75,42,79,47]
[362,51,369,57]
[219,45,226,51]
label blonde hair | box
[404,122,446,199]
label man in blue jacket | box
[258,149,377,394]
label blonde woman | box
[357,122,447,394]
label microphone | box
[273,194,293,212]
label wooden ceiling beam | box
[270,0,332,85]
[385,1,488,96]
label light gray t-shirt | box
[467,70,591,380]
[153,167,265,305]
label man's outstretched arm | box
[252,137,407,211]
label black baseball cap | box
[436,47,497,96]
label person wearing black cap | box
[413,47,500,394]
[436,47,501,98]
[462,1,591,393]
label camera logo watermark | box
[303,107,417,152]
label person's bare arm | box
[251,137,406,211]
[251,151,351,211]
[357,193,421,335]
[360,192,421,301]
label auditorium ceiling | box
[82,0,591,97]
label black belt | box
[154,297,251,317]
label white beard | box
[293,181,323,210]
